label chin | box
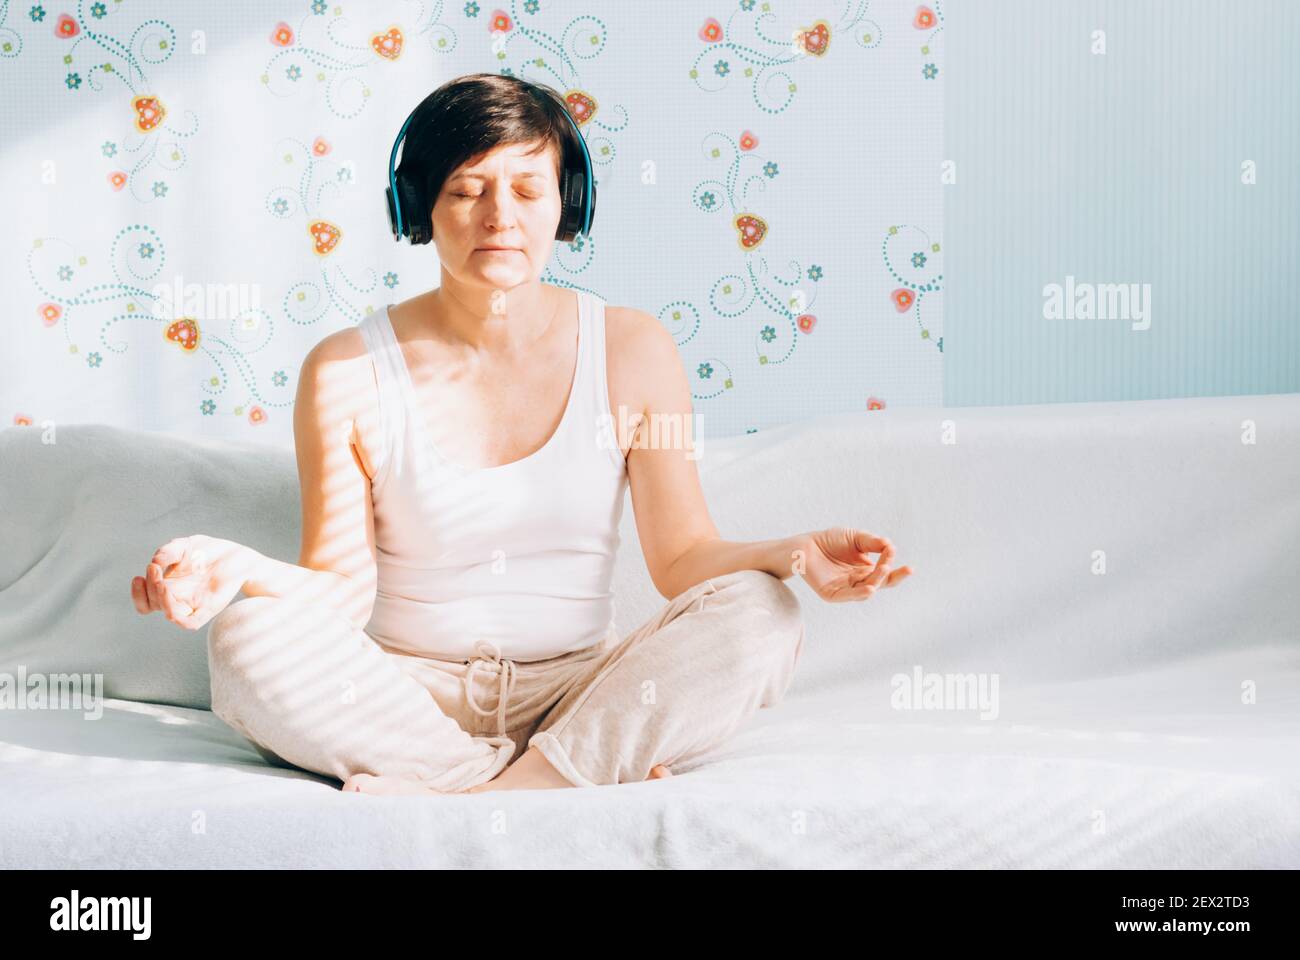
[472,260,530,279]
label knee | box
[206,595,284,717]
[716,569,805,666]
[207,595,281,664]
[722,569,802,627]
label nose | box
[481,183,520,233]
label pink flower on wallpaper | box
[55,14,80,39]
[490,11,513,33]
[699,18,722,43]
[739,130,758,151]
[867,396,886,410]
[797,314,816,334]
[913,7,937,29]
[892,288,915,312]
[38,303,62,327]
[269,22,294,46]
[312,136,331,157]
[13,413,34,426]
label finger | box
[829,576,876,602]
[866,561,893,588]
[885,566,913,587]
[130,576,150,614]
[151,539,188,576]
[156,576,187,625]
[145,563,164,612]
[842,580,878,602]
[852,530,892,560]
[164,577,201,608]
[847,565,874,588]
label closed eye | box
[453,192,541,199]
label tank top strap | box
[575,289,623,470]
[357,306,410,486]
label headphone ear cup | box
[385,185,400,240]
[556,166,586,243]
[555,167,573,242]
[396,174,430,245]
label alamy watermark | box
[597,404,704,460]
[891,665,1000,720]
[50,891,150,940]
[150,274,262,323]
[0,667,104,719]
[1042,275,1151,331]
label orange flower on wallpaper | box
[269,21,294,46]
[739,130,758,151]
[164,318,201,353]
[734,213,767,251]
[312,136,331,157]
[867,397,886,410]
[371,27,403,60]
[38,303,62,327]
[699,18,723,43]
[132,95,166,133]
[309,220,342,256]
[564,90,597,127]
[490,10,512,33]
[796,20,830,57]
[892,288,915,312]
[914,6,937,30]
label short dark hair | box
[397,72,579,215]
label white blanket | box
[2,393,1297,867]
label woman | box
[129,73,912,796]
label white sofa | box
[2,393,1297,868]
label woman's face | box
[431,138,563,291]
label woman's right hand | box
[130,535,254,631]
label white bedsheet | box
[2,393,1297,867]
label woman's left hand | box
[797,527,913,603]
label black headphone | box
[384,77,596,246]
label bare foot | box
[468,748,676,793]
[341,772,443,796]
[344,757,674,796]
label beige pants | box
[207,569,804,792]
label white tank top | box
[355,288,630,662]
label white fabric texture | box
[355,289,629,661]
[1,392,1297,867]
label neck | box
[430,274,561,354]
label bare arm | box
[240,329,381,631]
[659,533,812,591]
[130,329,386,631]
[619,310,803,598]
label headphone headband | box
[385,77,595,246]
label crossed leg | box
[344,568,805,794]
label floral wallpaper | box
[1,0,943,445]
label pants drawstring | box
[464,639,517,738]
[695,579,718,614]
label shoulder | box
[604,303,678,365]
[602,304,688,418]
[295,319,380,420]
[293,317,386,479]
[300,323,369,385]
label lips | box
[476,247,520,251]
